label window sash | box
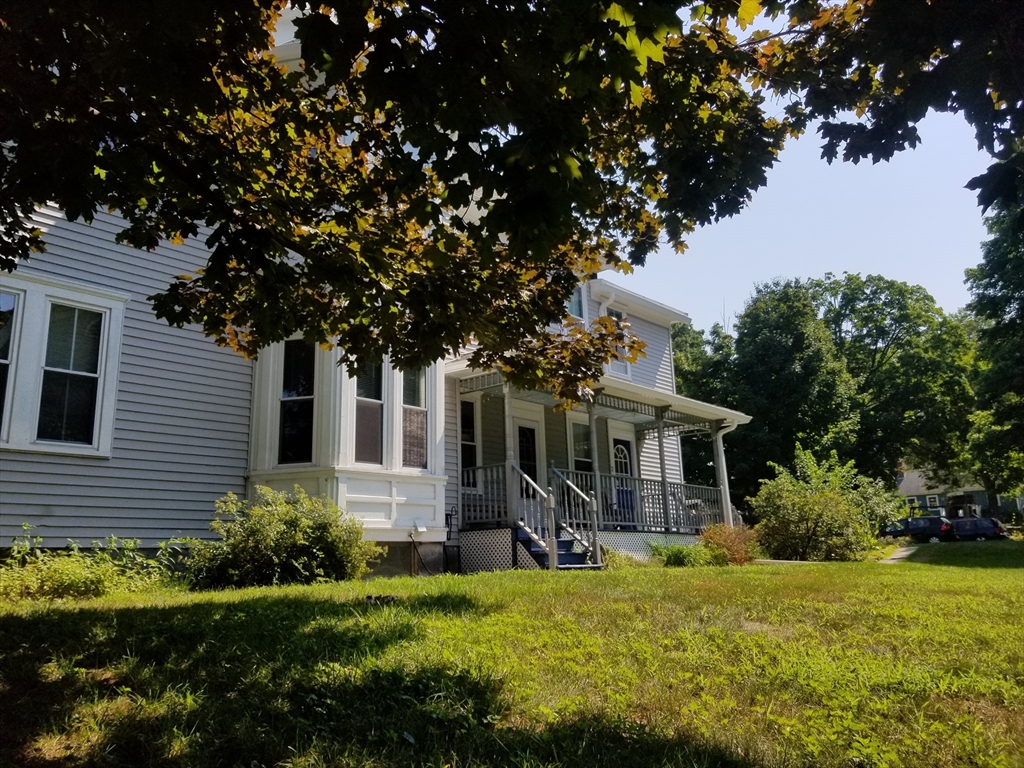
[37,303,103,444]
[0,292,17,431]
[570,421,592,472]
[278,340,316,464]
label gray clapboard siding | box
[544,410,569,469]
[0,207,252,546]
[638,432,683,483]
[480,394,505,466]
[585,287,676,394]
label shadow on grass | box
[0,591,765,768]
[905,540,1024,568]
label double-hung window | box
[0,273,127,456]
[0,292,17,430]
[38,304,103,444]
[278,340,315,464]
[460,398,480,487]
[402,368,428,469]
[569,420,593,473]
[355,361,384,464]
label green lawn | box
[1,542,1022,768]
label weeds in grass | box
[0,528,177,602]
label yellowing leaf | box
[630,81,644,107]
[737,0,761,30]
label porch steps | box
[516,529,603,570]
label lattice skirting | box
[596,531,698,561]
[459,529,539,573]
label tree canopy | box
[676,274,975,506]
[1,1,1019,398]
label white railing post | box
[545,487,558,570]
[589,492,602,567]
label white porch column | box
[587,396,603,526]
[656,408,671,530]
[503,382,517,526]
[711,421,734,527]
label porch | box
[448,370,750,567]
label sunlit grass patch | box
[1,546,1021,767]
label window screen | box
[355,361,384,463]
[402,368,428,468]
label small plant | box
[0,527,175,602]
[699,523,759,565]
[649,541,717,567]
[184,486,383,589]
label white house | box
[0,209,749,574]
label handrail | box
[511,460,547,497]
[551,466,589,502]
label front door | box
[513,417,546,525]
[611,437,636,525]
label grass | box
[1,543,1022,768]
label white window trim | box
[458,392,483,492]
[0,272,128,458]
[926,495,940,508]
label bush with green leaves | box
[649,541,721,567]
[0,530,175,602]
[184,486,383,589]
[750,447,902,561]
[698,523,759,564]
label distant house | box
[896,470,1020,519]
[0,209,750,573]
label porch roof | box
[455,370,751,435]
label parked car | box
[880,516,958,543]
[950,517,1007,540]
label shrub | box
[184,486,383,589]
[750,447,885,561]
[0,531,174,602]
[699,523,759,565]
[649,541,717,567]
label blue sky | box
[604,111,994,333]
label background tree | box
[2,1,1020,400]
[674,274,977,508]
[813,273,975,482]
[955,204,1024,509]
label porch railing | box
[555,469,725,532]
[460,463,506,526]
[460,465,726,534]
